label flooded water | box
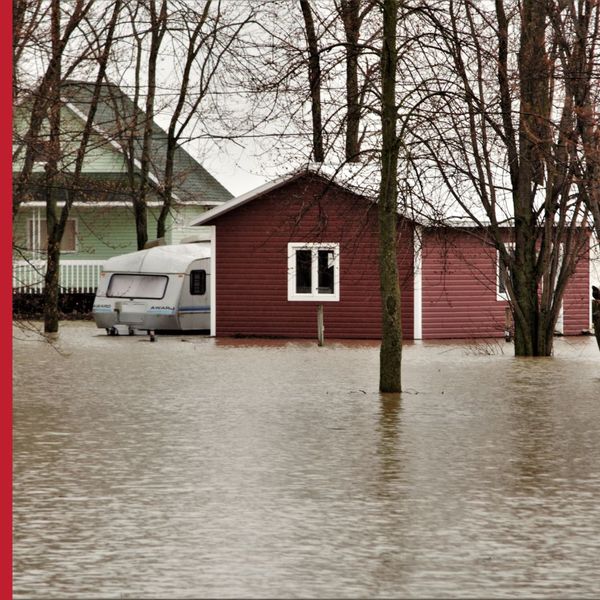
[12,322,600,598]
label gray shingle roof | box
[61,80,232,205]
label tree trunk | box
[156,137,175,239]
[340,0,361,162]
[42,0,62,334]
[299,0,324,162]
[134,197,149,250]
[378,0,402,393]
[512,0,551,356]
[593,300,600,351]
[135,0,167,250]
[43,238,61,334]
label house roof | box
[188,164,527,230]
[59,80,233,206]
[189,168,323,226]
[188,165,449,228]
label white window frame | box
[496,243,514,301]
[27,217,78,254]
[287,242,340,301]
[32,135,52,164]
[496,244,564,333]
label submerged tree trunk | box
[42,0,62,334]
[511,0,552,356]
[378,0,402,393]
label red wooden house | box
[191,169,591,340]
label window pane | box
[317,249,334,294]
[498,247,514,295]
[190,269,206,295]
[28,219,76,251]
[107,274,168,299]
[295,250,312,293]
[61,220,76,251]
[498,265,507,294]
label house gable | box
[60,80,232,205]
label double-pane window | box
[288,243,339,301]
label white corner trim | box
[590,233,593,329]
[413,225,423,340]
[210,226,217,337]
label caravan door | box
[178,259,211,330]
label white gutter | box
[210,226,217,337]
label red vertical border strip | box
[2,1,14,599]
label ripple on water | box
[12,323,600,598]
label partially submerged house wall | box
[421,228,590,339]
[207,174,415,339]
[421,228,508,339]
[562,241,591,335]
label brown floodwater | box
[12,322,600,598]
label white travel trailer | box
[93,243,210,340]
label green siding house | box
[13,81,232,298]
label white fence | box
[13,259,104,294]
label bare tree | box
[550,1,600,237]
[13,0,123,333]
[156,0,253,239]
[548,0,600,351]
[414,0,594,356]
[233,1,381,171]
[13,0,97,220]
[103,0,253,248]
[378,0,402,392]
[336,0,378,162]
[119,0,168,251]
[41,0,122,334]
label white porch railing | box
[13,259,104,294]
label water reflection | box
[376,394,403,490]
[12,323,600,598]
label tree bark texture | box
[135,0,167,250]
[512,0,552,356]
[593,300,600,351]
[427,0,590,358]
[299,0,325,163]
[39,0,121,333]
[43,0,62,334]
[340,0,361,162]
[157,1,212,239]
[378,0,402,393]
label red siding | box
[209,174,414,339]
[421,229,507,339]
[421,229,591,339]
[562,240,590,335]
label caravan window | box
[190,270,206,295]
[107,274,168,299]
